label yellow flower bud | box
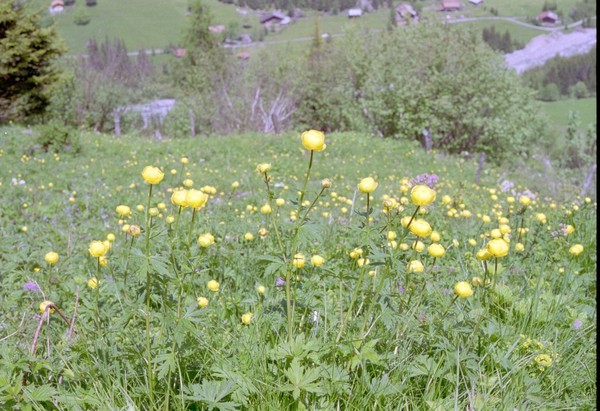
[428,243,446,258]
[197,297,209,307]
[87,277,99,289]
[198,233,215,248]
[321,178,332,189]
[454,281,473,298]
[116,205,131,217]
[569,244,584,256]
[39,300,55,314]
[411,184,436,206]
[256,285,266,295]
[141,166,164,185]
[301,129,326,151]
[487,239,509,258]
[256,163,271,173]
[171,189,188,207]
[186,189,208,209]
[358,177,378,194]
[45,251,59,264]
[128,225,142,237]
[207,280,219,292]
[293,253,306,268]
[476,248,492,260]
[88,241,108,258]
[241,312,253,325]
[409,219,432,237]
[407,260,424,273]
[310,255,325,267]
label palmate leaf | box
[153,351,177,380]
[281,358,323,400]
[23,384,57,402]
[183,380,239,411]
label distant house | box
[468,0,483,4]
[538,11,559,24]
[49,0,64,15]
[260,11,290,29]
[208,25,225,34]
[348,8,363,18]
[438,0,462,11]
[395,3,418,25]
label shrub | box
[538,83,560,101]
[570,81,589,99]
[34,120,81,153]
[73,7,91,25]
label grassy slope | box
[23,0,584,54]
[541,98,597,128]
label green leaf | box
[24,384,57,402]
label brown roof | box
[441,0,461,9]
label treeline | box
[219,0,386,13]
[481,26,523,53]
[522,46,596,101]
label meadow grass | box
[540,97,597,129]
[0,127,596,409]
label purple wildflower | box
[23,281,41,292]
[275,277,285,287]
[572,319,583,330]
[411,173,438,189]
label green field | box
[457,19,545,45]
[541,97,597,128]
[0,127,596,409]
[21,0,589,55]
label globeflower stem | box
[187,208,197,246]
[441,295,459,317]
[285,150,315,342]
[144,183,154,408]
[405,206,421,233]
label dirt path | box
[504,28,596,74]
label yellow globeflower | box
[275,198,285,206]
[407,260,424,273]
[99,256,108,267]
[409,219,432,237]
[149,207,159,217]
[357,177,378,194]
[293,253,306,268]
[428,243,446,258]
[186,189,208,209]
[476,248,492,261]
[412,240,425,253]
[569,244,584,256]
[198,233,215,248]
[87,277,99,289]
[301,129,326,151]
[39,300,55,314]
[116,205,131,217]
[258,227,268,238]
[321,178,332,189]
[535,213,547,223]
[106,233,116,242]
[410,185,436,206]
[241,312,253,325]
[45,251,59,264]
[141,166,164,185]
[256,285,266,295]
[244,232,254,241]
[487,239,509,258]
[260,203,272,214]
[171,189,188,207]
[197,297,209,307]
[454,281,473,298]
[310,255,325,267]
[387,230,397,241]
[565,225,575,235]
[183,178,194,188]
[128,225,142,237]
[256,163,271,173]
[357,258,370,267]
[207,280,220,292]
[519,195,531,206]
[430,231,441,242]
[88,241,108,258]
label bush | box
[34,120,81,153]
[73,7,91,25]
[86,0,97,6]
[570,81,589,99]
[538,83,560,101]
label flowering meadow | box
[0,127,596,410]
